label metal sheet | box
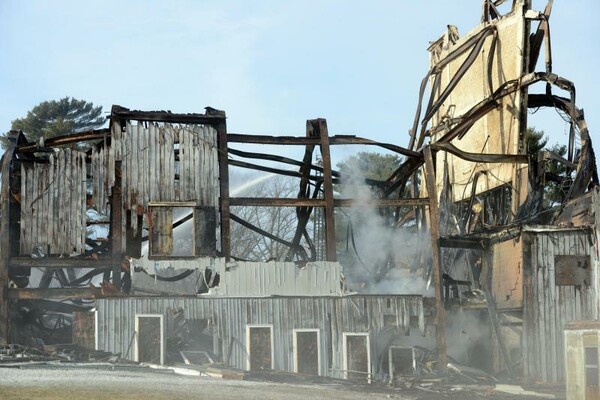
[131,258,343,297]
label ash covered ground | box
[0,367,559,400]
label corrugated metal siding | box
[523,229,598,383]
[131,258,343,297]
[96,295,425,378]
[212,260,343,296]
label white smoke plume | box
[337,164,432,295]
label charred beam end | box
[8,288,98,300]
[230,197,429,207]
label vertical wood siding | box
[523,229,598,383]
[20,149,87,255]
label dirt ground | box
[0,366,561,400]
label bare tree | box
[230,175,306,261]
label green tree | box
[336,152,402,184]
[2,97,105,148]
[524,127,569,207]
[524,126,548,155]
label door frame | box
[342,332,371,381]
[246,324,274,371]
[135,314,164,364]
[293,328,321,375]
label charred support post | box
[111,161,123,290]
[316,119,336,262]
[0,151,12,345]
[217,117,230,260]
[423,146,447,370]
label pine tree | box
[1,97,105,148]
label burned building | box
[0,0,598,389]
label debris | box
[494,384,556,398]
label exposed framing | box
[245,324,274,371]
[342,332,371,381]
[292,328,321,375]
[134,314,164,364]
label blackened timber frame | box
[227,119,426,262]
[316,119,337,262]
[0,149,14,345]
[230,198,429,207]
[217,117,231,261]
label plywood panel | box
[491,238,523,309]
[429,11,526,202]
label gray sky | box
[1,0,598,164]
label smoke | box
[446,309,492,368]
[337,165,432,295]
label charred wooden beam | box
[111,105,225,125]
[16,129,110,153]
[539,150,576,170]
[384,156,424,197]
[285,122,318,262]
[328,136,420,158]
[110,161,123,290]
[230,197,429,207]
[430,142,529,164]
[9,288,99,300]
[423,146,447,370]
[230,213,296,249]
[9,257,112,269]
[439,237,488,250]
[435,72,571,145]
[228,147,341,177]
[228,159,325,181]
[229,134,420,158]
[228,134,320,146]
[528,0,554,73]
[217,117,231,260]
[316,120,337,261]
[0,150,13,345]
[19,299,93,313]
